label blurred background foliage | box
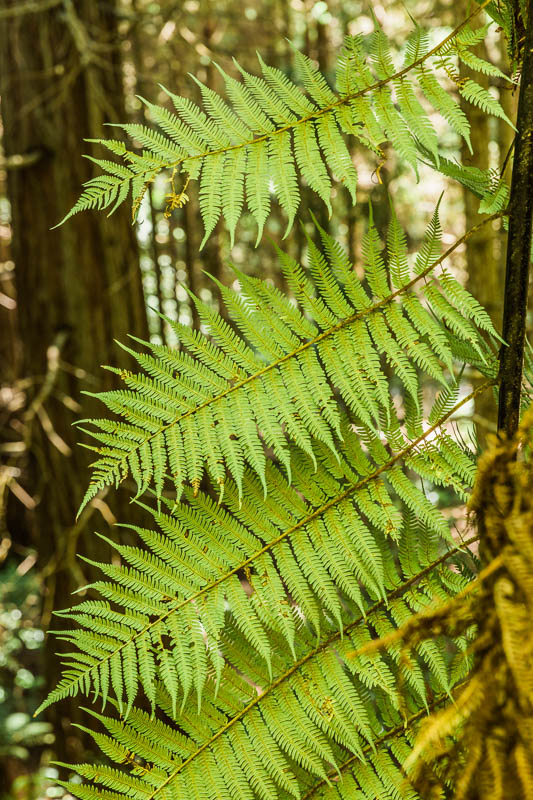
[0,0,521,796]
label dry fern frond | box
[346,406,533,798]
[397,407,533,799]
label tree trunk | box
[460,10,502,446]
[0,0,148,761]
[497,4,533,439]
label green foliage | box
[40,386,478,718]
[56,16,512,245]
[43,401,482,800]
[75,206,498,514]
[40,203,498,799]
[40,5,518,799]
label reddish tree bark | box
[0,0,149,760]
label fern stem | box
[146,533,481,798]
[497,6,533,438]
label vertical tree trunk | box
[497,6,533,439]
[460,9,502,445]
[0,0,148,760]
[201,6,227,308]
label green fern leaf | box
[56,19,511,240]
[459,78,516,128]
[74,205,497,510]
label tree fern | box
[75,205,500,513]
[55,8,513,245]
[38,2,528,798]
[39,205,498,799]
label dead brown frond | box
[347,406,533,798]
[164,170,190,218]
[406,406,533,798]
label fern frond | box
[57,12,512,242]
[50,522,479,800]
[77,206,499,512]
[458,78,516,128]
[42,212,499,799]
[39,372,487,720]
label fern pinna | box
[56,7,511,244]
[41,205,499,800]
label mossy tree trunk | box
[0,0,148,761]
[498,5,533,439]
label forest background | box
[0,0,520,798]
